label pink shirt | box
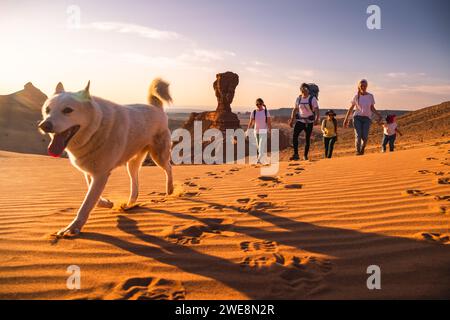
[383,122,398,136]
[250,108,271,133]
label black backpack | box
[252,106,268,123]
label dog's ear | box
[80,81,91,100]
[55,82,65,94]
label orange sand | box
[0,143,449,299]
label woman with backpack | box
[248,98,272,164]
[288,83,320,161]
[321,110,338,158]
[343,79,382,155]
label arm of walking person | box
[371,104,382,123]
[248,115,255,130]
[343,104,355,128]
[335,122,338,141]
[321,119,326,135]
[313,97,320,125]
[267,116,272,132]
[289,106,299,128]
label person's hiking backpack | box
[252,105,268,123]
[296,83,319,120]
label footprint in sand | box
[426,157,438,161]
[240,240,278,253]
[239,253,332,297]
[416,232,449,244]
[405,189,430,197]
[418,170,445,176]
[107,277,185,300]
[208,204,224,211]
[57,207,75,214]
[434,195,450,202]
[438,177,450,185]
[257,194,268,199]
[245,200,276,211]
[161,218,235,245]
[188,206,207,213]
[183,192,199,197]
[257,176,282,187]
[284,184,303,189]
[237,198,251,204]
[285,173,294,177]
[288,163,301,167]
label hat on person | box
[325,109,337,116]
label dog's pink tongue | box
[48,134,65,158]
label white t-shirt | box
[383,122,397,136]
[295,96,319,123]
[352,93,375,118]
[250,108,271,133]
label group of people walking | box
[248,79,403,163]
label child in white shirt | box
[381,115,403,152]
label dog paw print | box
[240,240,278,253]
[108,277,185,300]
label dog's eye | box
[62,107,73,114]
[45,107,50,114]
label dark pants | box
[323,136,337,158]
[382,134,396,152]
[293,121,313,158]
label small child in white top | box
[381,115,403,152]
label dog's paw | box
[56,228,80,239]
[56,223,82,238]
[97,198,114,208]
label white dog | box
[39,79,174,237]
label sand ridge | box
[0,142,449,299]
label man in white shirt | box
[248,98,272,164]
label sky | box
[1,0,449,110]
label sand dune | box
[0,141,449,299]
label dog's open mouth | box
[48,125,80,158]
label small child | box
[381,115,402,152]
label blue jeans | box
[382,134,396,152]
[353,116,371,154]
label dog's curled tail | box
[148,78,172,108]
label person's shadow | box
[80,197,450,299]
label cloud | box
[86,21,181,40]
[252,60,269,66]
[287,69,316,81]
[180,49,235,63]
[120,52,185,68]
[120,49,227,73]
[386,72,408,78]
[390,84,450,95]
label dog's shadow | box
[79,215,285,299]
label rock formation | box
[0,83,49,155]
[176,72,243,163]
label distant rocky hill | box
[0,83,49,155]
